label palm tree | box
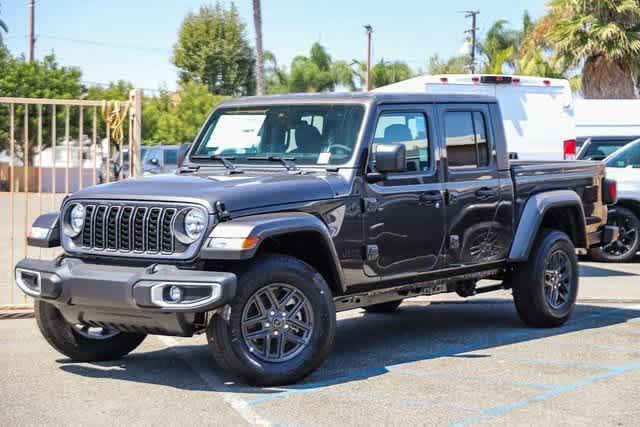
[352,59,413,89]
[479,19,520,74]
[252,0,265,96]
[288,43,354,92]
[544,0,640,99]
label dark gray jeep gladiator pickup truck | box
[16,93,618,385]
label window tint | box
[445,111,490,168]
[164,149,178,165]
[605,141,640,168]
[373,112,430,172]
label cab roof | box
[219,92,498,108]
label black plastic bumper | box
[15,258,237,336]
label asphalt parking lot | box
[2,261,640,426]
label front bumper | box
[14,258,236,336]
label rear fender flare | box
[508,190,586,261]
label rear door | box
[438,104,507,267]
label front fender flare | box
[200,212,346,292]
[508,190,586,262]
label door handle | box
[419,192,442,206]
[475,188,497,199]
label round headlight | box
[67,203,85,237]
[183,208,207,241]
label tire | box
[512,229,579,328]
[589,206,640,263]
[35,300,146,362]
[206,254,336,386]
[363,299,403,313]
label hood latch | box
[215,201,231,222]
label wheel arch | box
[509,190,587,262]
[201,212,346,295]
[613,198,640,219]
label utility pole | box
[464,10,479,74]
[364,25,373,91]
[28,0,35,62]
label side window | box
[164,149,178,165]
[444,111,490,169]
[373,112,430,172]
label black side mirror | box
[149,157,160,166]
[177,143,191,167]
[372,143,406,173]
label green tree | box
[287,43,354,92]
[143,82,227,145]
[0,53,84,163]
[172,1,255,96]
[85,79,133,101]
[263,50,289,94]
[353,59,413,89]
[426,54,470,74]
[543,0,640,99]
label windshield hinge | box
[215,201,231,222]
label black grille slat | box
[119,207,134,251]
[93,206,108,249]
[133,207,147,252]
[161,209,176,252]
[106,206,120,250]
[81,205,95,247]
[147,208,162,253]
[71,203,192,257]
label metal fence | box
[0,90,142,308]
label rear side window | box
[444,111,490,168]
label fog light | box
[168,285,183,302]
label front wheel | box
[512,229,578,328]
[589,206,640,262]
[35,300,146,361]
[207,254,336,386]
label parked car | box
[16,93,617,386]
[142,145,181,175]
[575,99,640,147]
[576,136,638,161]
[108,146,148,181]
[589,138,640,262]
[375,74,577,160]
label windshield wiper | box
[247,155,299,172]
[191,155,243,174]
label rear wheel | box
[512,229,578,327]
[589,207,640,262]
[35,300,146,362]
[363,299,403,313]
[207,254,336,386]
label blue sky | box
[4,0,547,92]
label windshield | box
[604,139,640,168]
[580,141,627,160]
[191,104,365,166]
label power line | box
[37,35,170,53]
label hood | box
[70,171,344,213]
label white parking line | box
[157,336,272,426]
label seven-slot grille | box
[76,203,182,255]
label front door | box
[363,105,446,278]
[438,104,507,267]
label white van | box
[374,74,577,160]
[575,99,640,142]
